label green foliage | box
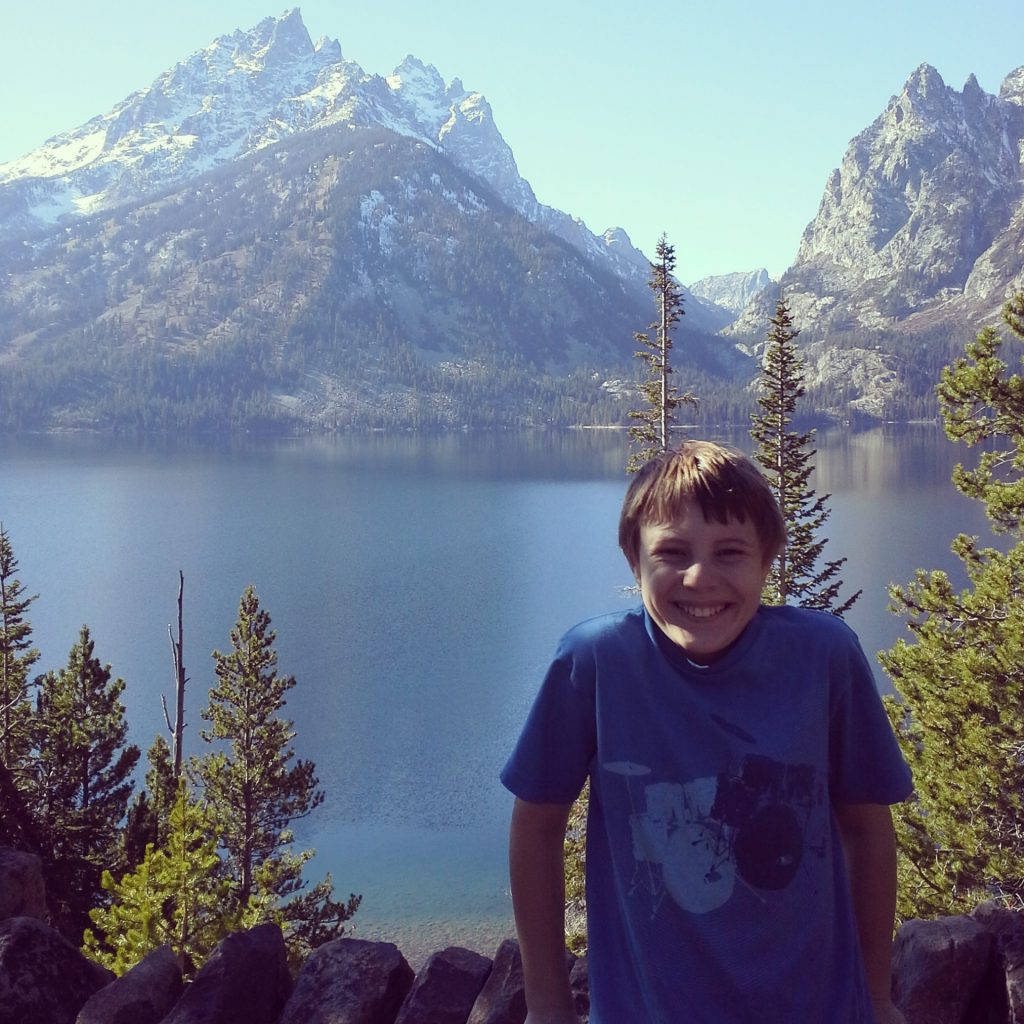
[85,783,243,976]
[882,293,1024,920]
[192,586,359,962]
[0,524,39,775]
[628,234,698,471]
[563,781,587,956]
[750,299,859,614]
[122,734,177,870]
[29,625,140,941]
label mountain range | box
[0,10,1021,431]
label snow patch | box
[0,127,108,182]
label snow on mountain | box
[0,8,721,327]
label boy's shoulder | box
[757,603,864,657]
[559,606,648,653]
[759,602,852,631]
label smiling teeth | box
[679,604,726,619]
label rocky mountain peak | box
[0,8,661,328]
[1000,67,1024,106]
[386,55,453,135]
[313,35,343,61]
[689,269,772,316]
[241,7,315,67]
[733,61,1024,340]
[902,63,948,105]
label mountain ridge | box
[0,9,731,335]
[3,15,1024,431]
[726,62,1024,340]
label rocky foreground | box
[2,847,1023,1024]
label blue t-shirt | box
[501,604,912,1024]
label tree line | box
[0,560,358,975]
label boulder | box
[569,954,589,1021]
[278,937,414,1024]
[0,847,46,921]
[395,946,492,1024]
[160,923,291,1024]
[892,913,999,1023]
[466,938,527,1024]
[972,903,1024,1021]
[76,944,183,1024]
[0,916,113,1024]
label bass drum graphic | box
[733,803,803,890]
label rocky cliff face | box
[689,269,772,316]
[737,64,1024,338]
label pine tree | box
[192,586,359,960]
[122,734,178,870]
[750,299,859,614]
[85,782,241,976]
[882,293,1024,920]
[628,234,697,472]
[0,524,39,775]
[30,625,140,940]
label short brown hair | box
[618,441,786,569]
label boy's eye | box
[658,546,688,560]
[718,547,750,560]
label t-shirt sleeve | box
[828,626,913,805]
[500,638,597,805]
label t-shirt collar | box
[642,604,764,676]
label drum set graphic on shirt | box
[604,753,827,916]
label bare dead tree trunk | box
[162,571,188,777]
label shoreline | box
[350,912,515,971]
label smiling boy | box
[501,441,911,1023]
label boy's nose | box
[680,560,710,585]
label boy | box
[501,441,911,1023]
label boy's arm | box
[509,796,579,1024]
[834,801,907,1024]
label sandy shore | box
[351,913,515,971]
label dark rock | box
[0,916,113,1024]
[569,954,589,1021]
[395,946,492,1024]
[892,913,996,1024]
[278,937,414,1024]
[76,943,183,1024]
[160,923,291,1024]
[466,939,527,1024]
[972,903,1024,1021]
[0,847,46,921]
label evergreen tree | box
[85,782,242,976]
[882,293,1024,920]
[0,524,39,774]
[122,734,177,870]
[750,299,859,614]
[628,234,697,472]
[192,586,359,960]
[30,625,140,940]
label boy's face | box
[631,500,770,664]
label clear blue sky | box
[2,1,1021,281]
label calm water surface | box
[0,427,991,960]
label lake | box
[0,426,992,961]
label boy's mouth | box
[675,602,728,620]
